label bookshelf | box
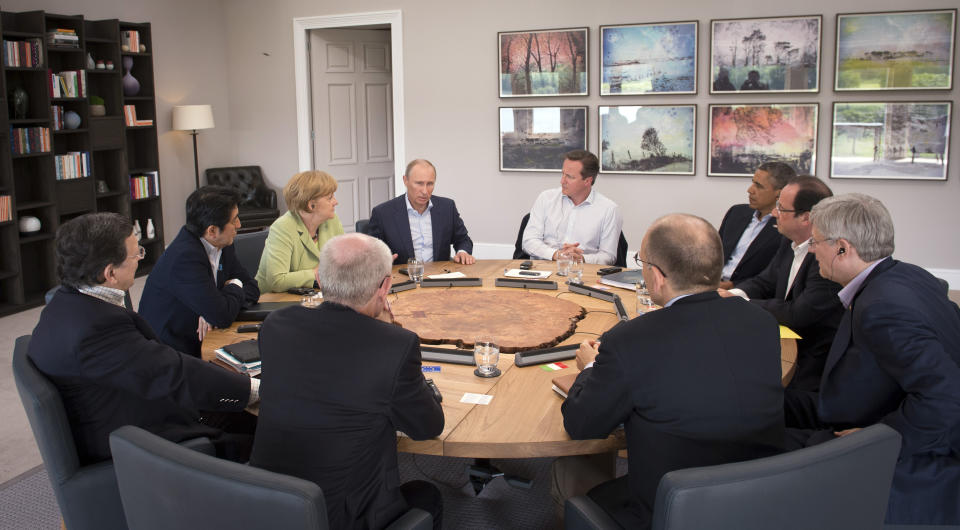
[0,10,163,316]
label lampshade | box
[172,104,215,131]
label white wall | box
[220,0,960,274]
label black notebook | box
[222,339,260,364]
[237,301,300,321]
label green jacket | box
[255,210,343,292]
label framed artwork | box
[499,106,587,171]
[600,21,698,96]
[835,9,957,91]
[599,105,697,175]
[708,103,818,177]
[710,15,821,94]
[498,28,588,97]
[831,101,951,180]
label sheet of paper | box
[427,271,467,279]
[779,325,802,339]
[504,268,552,279]
[460,392,494,405]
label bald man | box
[560,214,785,529]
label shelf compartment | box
[16,200,54,210]
[19,232,54,244]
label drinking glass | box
[407,258,424,283]
[556,251,572,276]
[635,282,656,315]
[473,335,501,377]
[568,256,584,284]
[301,292,322,308]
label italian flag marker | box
[541,362,568,371]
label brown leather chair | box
[205,166,279,231]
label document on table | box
[503,269,552,279]
[427,271,467,279]
[460,393,493,405]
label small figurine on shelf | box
[96,60,105,70]
[146,218,155,239]
[9,86,28,120]
[139,44,147,53]
[133,219,142,240]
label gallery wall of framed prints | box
[496,8,956,182]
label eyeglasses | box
[130,245,146,261]
[633,252,667,278]
[807,236,835,248]
[774,200,797,214]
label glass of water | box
[635,281,656,315]
[407,258,424,283]
[556,251,572,276]
[301,292,322,308]
[473,335,501,378]
[568,256,584,284]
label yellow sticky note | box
[779,325,801,340]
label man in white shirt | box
[522,150,622,265]
[720,176,843,391]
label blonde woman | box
[255,170,343,292]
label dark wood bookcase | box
[0,10,163,316]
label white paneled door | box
[310,28,395,232]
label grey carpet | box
[0,455,627,529]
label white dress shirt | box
[729,239,810,301]
[406,195,434,262]
[522,187,622,265]
[200,236,242,288]
[721,212,772,281]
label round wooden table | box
[202,259,797,458]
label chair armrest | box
[179,436,215,456]
[255,187,277,209]
[565,495,621,530]
[385,508,432,530]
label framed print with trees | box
[600,21,698,96]
[599,105,696,175]
[708,103,818,177]
[499,106,587,171]
[499,28,588,97]
[835,9,956,91]
[710,15,821,94]
[831,101,951,180]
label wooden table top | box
[202,259,796,458]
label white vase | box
[146,219,155,239]
[133,220,142,240]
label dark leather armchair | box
[110,425,433,530]
[205,166,279,231]
[565,423,902,530]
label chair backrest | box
[356,218,370,234]
[205,165,268,206]
[615,232,628,268]
[513,213,531,260]
[12,335,127,529]
[233,229,270,277]
[651,424,902,530]
[937,277,950,294]
[110,425,328,530]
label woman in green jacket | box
[255,170,344,292]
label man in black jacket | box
[29,213,258,464]
[721,176,843,391]
[561,213,785,529]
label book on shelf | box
[3,38,42,67]
[129,171,160,200]
[9,126,51,155]
[121,30,140,52]
[0,196,11,222]
[48,69,87,98]
[54,151,91,180]
[51,105,63,131]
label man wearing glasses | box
[719,176,843,391]
[28,213,259,467]
[718,161,796,289]
[560,213,785,529]
[786,194,960,525]
[140,186,260,358]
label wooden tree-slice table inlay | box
[391,290,586,352]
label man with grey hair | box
[251,233,445,529]
[560,214,784,528]
[787,193,960,525]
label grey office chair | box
[565,423,902,530]
[233,229,270,277]
[356,218,370,234]
[110,425,433,530]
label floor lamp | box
[172,105,215,189]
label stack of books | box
[48,69,87,98]
[54,151,91,180]
[123,105,153,127]
[129,171,160,199]
[9,127,51,155]
[46,28,79,48]
[0,196,12,222]
[121,30,140,52]
[3,38,43,67]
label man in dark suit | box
[140,186,260,357]
[561,213,785,529]
[365,159,474,265]
[718,161,796,289]
[788,193,960,525]
[721,176,843,391]
[250,232,444,529]
[28,213,258,465]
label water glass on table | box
[568,256,584,284]
[635,282,656,315]
[556,251,572,276]
[473,335,501,378]
[407,258,424,283]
